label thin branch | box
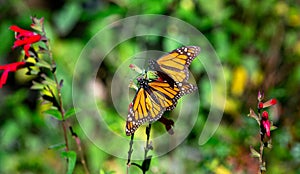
[41,24,69,151]
[131,124,153,174]
[144,124,152,159]
[126,134,134,174]
[259,141,265,174]
[258,108,264,174]
[127,134,135,165]
[70,127,90,174]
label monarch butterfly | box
[125,71,197,136]
[125,46,200,136]
[149,46,200,84]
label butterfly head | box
[136,75,148,88]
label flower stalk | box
[248,90,277,174]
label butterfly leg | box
[128,80,138,91]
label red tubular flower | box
[262,120,271,137]
[258,98,277,110]
[9,25,42,57]
[0,61,26,88]
[263,98,277,108]
[261,111,271,137]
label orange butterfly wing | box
[149,46,200,82]
[125,78,196,136]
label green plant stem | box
[42,29,69,151]
[257,109,265,174]
[42,25,90,173]
[259,141,264,174]
[70,127,90,174]
[144,124,152,159]
[54,75,69,151]
[126,134,134,174]
[129,124,153,174]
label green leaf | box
[35,59,52,69]
[271,125,277,131]
[30,16,44,32]
[99,170,116,174]
[250,146,260,158]
[48,143,66,150]
[61,151,77,174]
[270,121,277,131]
[248,108,260,125]
[141,156,152,171]
[31,81,45,90]
[65,107,81,119]
[41,74,57,86]
[267,141,273,149]
[44,108,62,120]
[30,69,40,75]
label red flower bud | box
[262,111,269,120]
[258,90,264,101]
[258,102,264,109]
[129,64,135,69]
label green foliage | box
[61,151,77,174]
[53,2,82,36]
[44,108,62,120]
[65,107,81,119]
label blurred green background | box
[0,0,300,173]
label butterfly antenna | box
[129,64,143,74]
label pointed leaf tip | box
[61,151,76,174]
[250,146,260,158]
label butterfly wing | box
[148,81,180,108]
[146,75,197,110]
[126,79,194,135]
[149,46,200,82]
[126,84,166,136]
[166,82,198,111]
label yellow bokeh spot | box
[293,40,300,56]
[224,97,239,116]
[231,66,248,96]
[251,70,264,87]
[289,14,300,27]
[214,165,232,174]
[274,2,289,16]
[180,0,194,11]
